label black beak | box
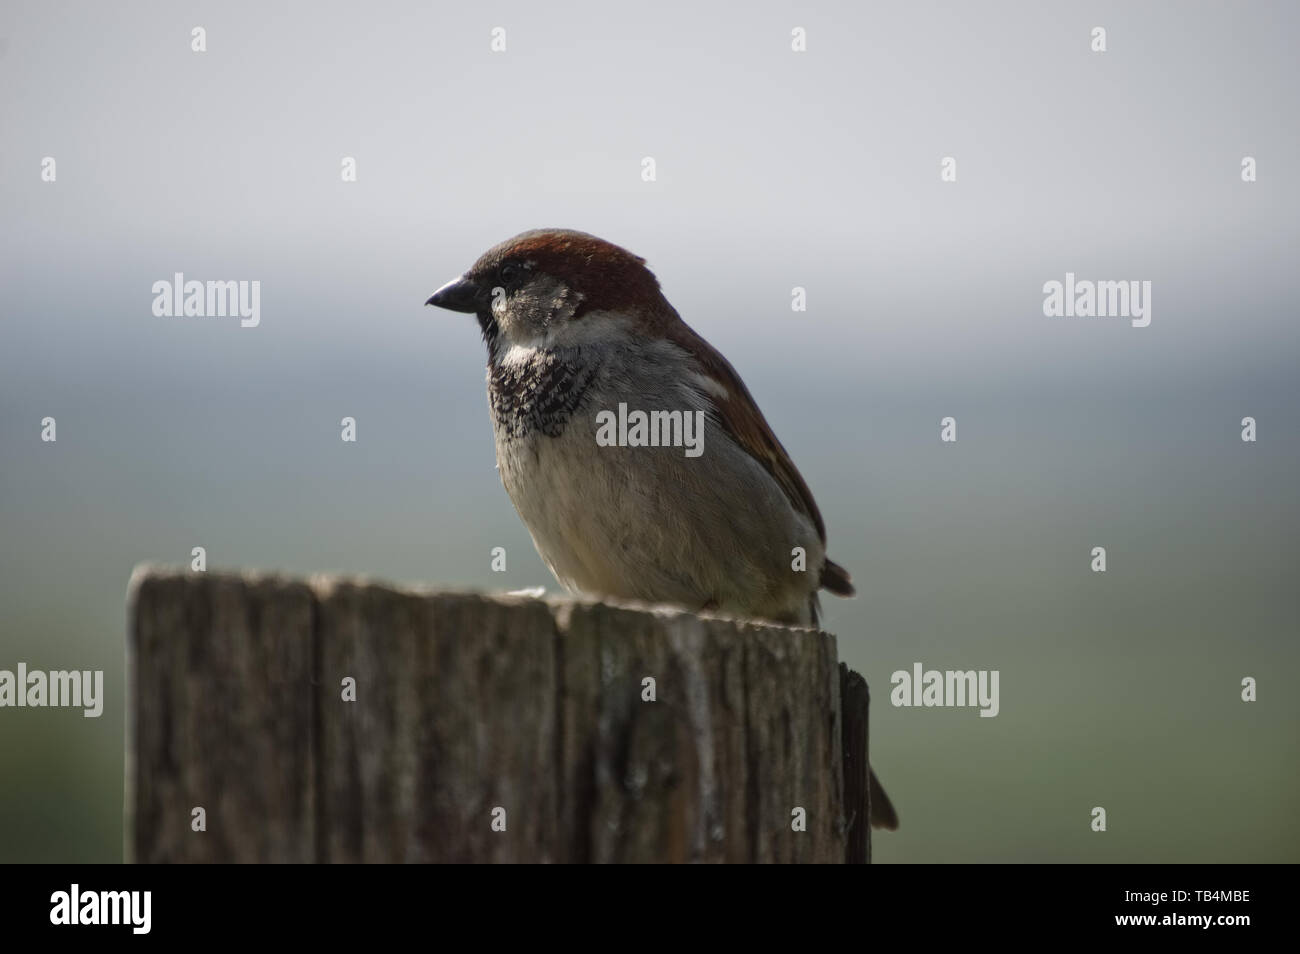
[425,274,482,313]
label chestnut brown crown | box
[476,229,666,318]
[427,229,671,324]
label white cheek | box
[499,342,540,367]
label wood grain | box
[127,567,873,863]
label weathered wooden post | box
[127,566,875,863]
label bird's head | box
[426,229,669,352]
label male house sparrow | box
[427,228,897,830]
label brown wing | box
[669,321,855,596]
[665,320,827,543]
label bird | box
[427,228,897,830]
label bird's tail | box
[820,558,856,596]
[870,768,899,830]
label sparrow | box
[427,228,897,830]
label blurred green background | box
[2,0,1297,862]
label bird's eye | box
[500,264,518,283]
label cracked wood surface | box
[127,566,872,863]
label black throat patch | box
[487,348,599,440]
